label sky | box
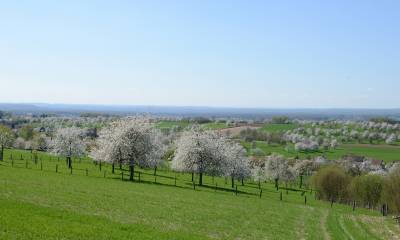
[0,0,399,108]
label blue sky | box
[0,0,399,108]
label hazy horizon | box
[2,102,400,110]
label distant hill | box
[1,103,400,120]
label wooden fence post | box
[174,173,177,186]
[384,204,388,216]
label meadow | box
[243,141,400,162]
[155,120,400,162]
[155,120,191,130]
[259,123,299,133]
[0,149,399,239]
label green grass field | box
[0,149,399,239]
[155,120,191,130]
[243,141,400,162]
[260,123,298,133]
[201,122,228,130]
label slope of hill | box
[0,149,399,240]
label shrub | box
[252,148,265,157]
[18,125,35,140]
[271,116,289,124]
[191,117,212,124]
[350,174,384,209]
[382,168,400,216]
[312,165,351,203]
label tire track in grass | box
[382,225,399,240]
[338,214,354,240]
[350,215,382,240]
[296,205,318,240]
[295,206,311,240]
[296,212,306,240]
[359,215,400,240]
[344,215,379,240]
[384,217,400,239]
[385,223,400,239]
[352,215,382,239]
[301,206,324,240]
[320,210,331,240]
[327,211,352,240]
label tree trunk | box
[112,163,115,174]
[191,172,194,182]
[154,167,157,176]
[0,145,3,161]
[199,172,203,186]
[231,177,234,188]
[67,157,72,169]
[129,159,134,181]
[275,178,279,190]
[241,178,244,186]
[299,175,303,189]
[118,148,122,170]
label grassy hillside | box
[0,149,399,239]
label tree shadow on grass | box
[112,175,257,197]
